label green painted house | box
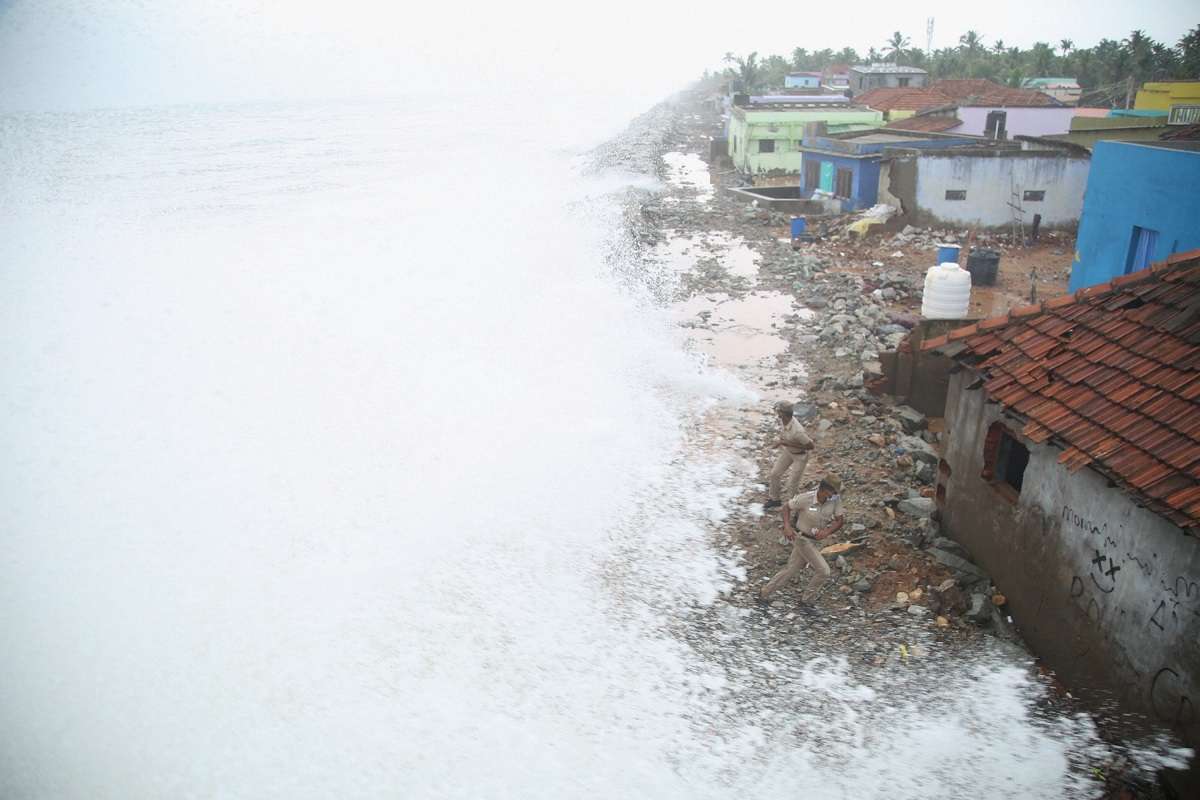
[727,102,884,184]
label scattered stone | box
[967,593,992,623]
[908,604,929,616]
[897,496,935,517]
[895,406,928,434]
[896,591,909,604]
[867,433,886,447]
[929,548,988,579]
[936,615,950,628]
[992,593,1008,606]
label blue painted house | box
[798,130,981,212]
[784,72,822,90]
[1069,141,1200,291]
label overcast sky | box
[0,0,1195,111]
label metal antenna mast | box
[926,17,935,57]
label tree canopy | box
[709,26,1200,103]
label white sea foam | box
[0,91,1183,800]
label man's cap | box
[820,473,842,493]
[773,400,795,415]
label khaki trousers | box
[760,536,832,600]
[767,450,809,502]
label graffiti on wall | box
[1059,504,1198,731]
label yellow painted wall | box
[1133,81,1200,111]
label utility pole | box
[926,17,935,58]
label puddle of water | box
[662,152,714,203]
[651,230,760,279]
[673,291,796,367]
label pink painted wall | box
[1073,107,1112,118]
[948,107,1079,137]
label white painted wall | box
[914,153,1090,228]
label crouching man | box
[763,400,814,511]
[759,473,845,603]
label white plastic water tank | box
[921,262,972,319]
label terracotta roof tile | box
[931,249,1200,533]
[883,114,963,132]
[931,79,1062,107]
[854,87,954,112]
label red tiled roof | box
[884,114,963,132]
[931,79,1062,107]
[925,251,1200,532]
[854,87,952,112]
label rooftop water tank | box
[921,262,972,319]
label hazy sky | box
[0,0,1196,111]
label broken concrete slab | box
[896,406,928,433]
[897,496,936,517]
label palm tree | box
[993,40,1006,56]
[1124,29,1155,83]
[884,32,910,64]
[834,47,860,66]
[724,52,765,93]
[867,46,882,63]
[791,47,811,70]
[1180,25,1200,79]
[959,30,985,55]
[1029,42,1056,75]
[1059,39,1074,56]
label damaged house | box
[925,251,1200,749]
[879,142,1091,230]
[795,129,980,212]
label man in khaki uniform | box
[764,401,814,511]
[759,473,845,602]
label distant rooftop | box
[734,101,872,112]
[851,63,928,75]
[844,132,931,144]
[787,71,823,77]
[1022,77,1080,87]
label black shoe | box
[763,500,782,511]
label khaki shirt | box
[787,490,844,536]
[780,417,813,455]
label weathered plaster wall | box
[1069,142,1200,291]
[951,106,1078,137]
[910,152,1090,229]
[941,370,1200,747]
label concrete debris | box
[897,496,936,517]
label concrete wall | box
[950,106,1077,137]
[849,70,929,91]
[893,150,1090,229]
[940,371,1200,748]
[1069,142,1200,291]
